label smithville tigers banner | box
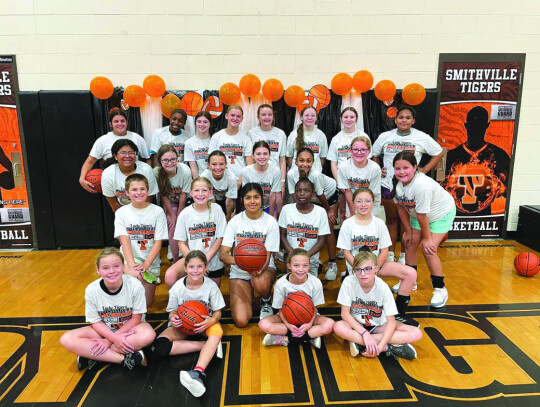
[0,55,33,248]
[436,55,524,239]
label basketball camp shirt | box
[272,273,325,309]
[89,131,150,161]
[241,164,281,210]
[337,158,382,216]
[149,126,192,163]
[247,126,287,169]
[286,127,328,173]
[209,130,253,178]
[184,135,211,174]
[167,276,225,316]
[327,129,370,166]
[101,162,159,206]
[152,162,192,205]
[200,168,238,202]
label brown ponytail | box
[295,105,317,153]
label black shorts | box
[381,186,392,200]
[208,267,225,278]
[215,199,227,214]
[314,190,340,208]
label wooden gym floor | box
[0,240,539,407]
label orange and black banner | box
[436,54,525,239]
[0,55,33,248]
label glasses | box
[354,200,373,205]
[118,151,136,157]
[351,148,369,154]
[353,266,375,275]
[161,158,178,164]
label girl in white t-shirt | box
[60,248,155,370]
[258,248,335,348]
[154,145,192,262]
[286,105,328,173]
[393,152,456,309]
[372,106,444,264]
[184,111,213,179]
[241,141,282,218]
[80,108,150,193]
[150,109,190,166]
[247,104,287,198]
[114,174,168,306]
[201,150,237,221]
[165,177,227,288]
[220,183,280,327]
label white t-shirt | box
[222,211,280,279]
[338,274,398,327]
[372,128,443,189]
[149,126,191,163]
[85,274,146,331]
[272,274,325,309]
[153,163,192,205]
[394,172,455,222]
[241,165,281,210]
[327,130,370,165]
[286,127,328,173]
[208,129,253,178]
[184,135,211,174]
[286,168,336,201]
[89,131,150,161]
[278,203,330,268]
[337,159,382,216]
[167,276,225,316]
[337,216,392,270]
[200,168,238,201]
[114,203,168,274]
[173,203,227,271]
[247,126,287,169]
[101,162,159,205]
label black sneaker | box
[387,343,417,360]
[395,314,420,328]
[122,350,147,369]
[180,369,206,397]
[77,356,96,371]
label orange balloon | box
[143,75,166,98]
[219,82,241,105]
[161,94,181,118]
[262,79,284,102]
[374,80,396,102]
[284,86,305,108]
[331,73,353,96]
[123,85,146,107]
[90,76,114,100]
[402,83,426,106]
[352,70,373,93]
[239,74,261,98]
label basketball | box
[180,91,204,116]
[309,85,331,109]
[386,106,398,118]
[85,169,103,193]
[514,252,540,277]
[202,95,223,119]
[177,300,209,335]
[234,238,267,275]
[282,292,316,326]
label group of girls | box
[69,101,456,397]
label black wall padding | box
[38,91,106,248]
[18,92,56,249]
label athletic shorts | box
[208,267,225,278]
[381,186,392,200]
[230,264,276,281]
[410,206,456,234]
[143,269,159,284]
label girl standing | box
[150,109,190,166]
[184,111,213,179]
[200,151,238,221]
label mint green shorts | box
[410,206,456,234]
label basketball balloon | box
[402,83,426,106]
[90,76,114,100]
[234,238,267,275]
[161,94,182,118]
[239,74,261,98]
[298,95,320,113]
[374,80,396,103]
[143,75,166,98]
[219,82,241,106]
[331,73,353,96]
[262,79,284,102]
[202,96,223,119]
[514,252,540,277]
[282,292,316,326]
[284,85,305,108]
[386,106,398,118]
[123,85,146,107]
[85,169,103,193]
[177,301,209,335]
[352,70,373,93]
[180,91,204,117]
[309,85,331,109]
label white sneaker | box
[167,246,173,261]
[325,262,338,281]
[337,251,345,260]
[397,253,406,264]
[430,287,448,308]
[260,300,273,319]
[215,341,223,359]
[262,334,288,346]
[391,280,417,294]
[310,337,321,349]
[180,370,206,397]
[387,251,396,262]
[349,341,365,357]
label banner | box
[0,55,33,249]
[436,55,524,239]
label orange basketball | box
[386,106,398,118]
[177,300,209,335]
[282,292,315,326]
[180,91,204,117]
[202,96,223,119]
[309,85,331,109]
[234,238,267,275]
[85,169,103,193]
[514,252,540,277]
